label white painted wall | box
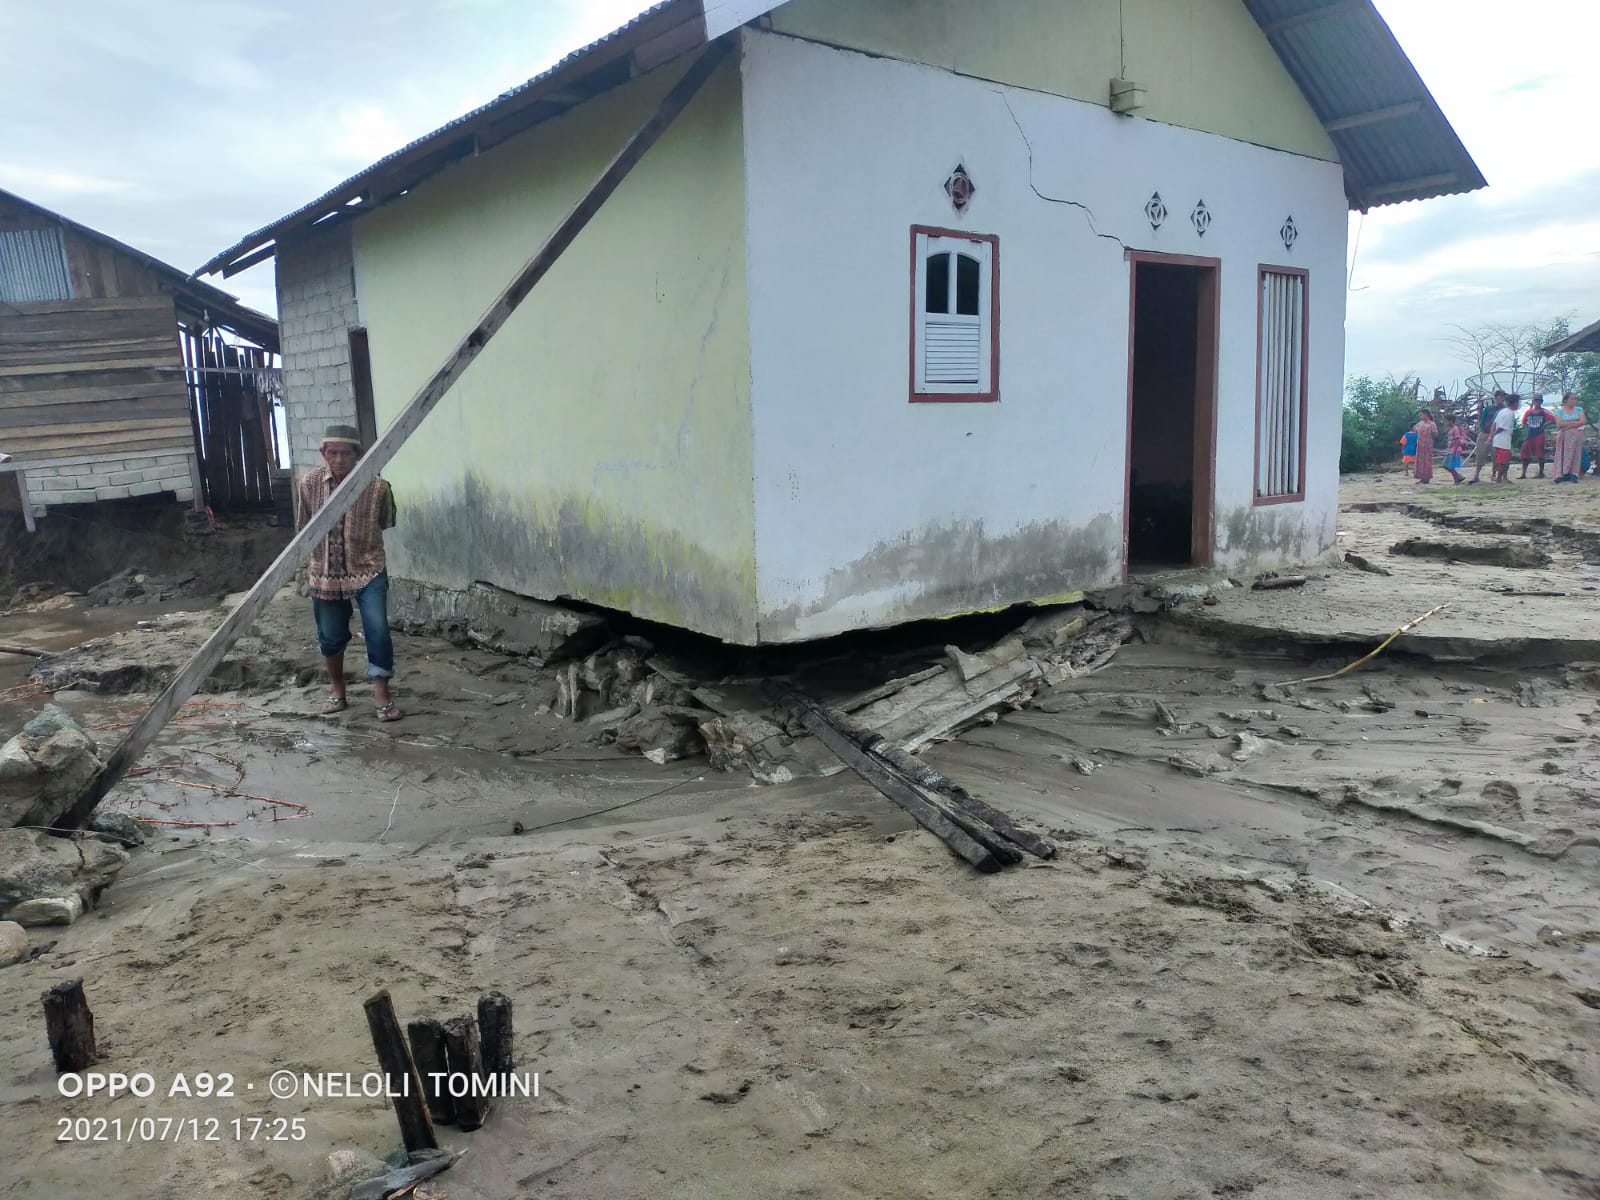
[741,29,1347,641]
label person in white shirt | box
[1490,394,1522,483]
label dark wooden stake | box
[363,990,437,1153]
[443,1016,490,1131]
[407,1018,456,1126]
[42,980,96,1073]
[478,992,514,1087]
[52,39,734,834]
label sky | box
[2,0,1596,393]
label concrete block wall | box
[276,225,361,474]
[24,451,195,511]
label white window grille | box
[1256,269,1307,500]
[912,230,996,399]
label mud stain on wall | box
[1216,504,1336,571]
[391,473,757,644]
[760,514,1121,642]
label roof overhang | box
[1541,318,1600,356]
[198,0,1484,277]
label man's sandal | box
[375,703,403,723]
[320,696,348,715]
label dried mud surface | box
[0,478,1597,1198]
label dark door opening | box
[1125,256,1218,571]
[349,329,379,452]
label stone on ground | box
[0,705,105,830]
[0,829,129,925]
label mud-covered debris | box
[611,706,705,764]
[0,705,104,830]
[1388,537,1553,569]
[0,829,130,924]
[1344,551,1393,576]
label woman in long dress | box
[1552,392,1586,484]
[1412,408,1437,484]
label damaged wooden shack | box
[0,187,284,530]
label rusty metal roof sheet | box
[199,0,1484,276]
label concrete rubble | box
[0,828,129,927]
[0,705,105,830]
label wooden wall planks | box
[0,296,190,462]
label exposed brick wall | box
[23,451,196,511]
[276,225,361,473]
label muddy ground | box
[1,477,1597,1199]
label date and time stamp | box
[53,1069,538,1143]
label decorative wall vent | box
[1279,215,1299,252]
[1190,199,1212,238]
[944,164,977,214]
[1144,192,1168,231]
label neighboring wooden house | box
[0,188,282,529]
[200,0,1483,644]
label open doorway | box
[1124,254,1219,571]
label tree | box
[1342,374,1421,474]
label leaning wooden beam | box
[775,684,1008,873]
[52,41,732,834]
[855,729,1055,861]
[789,685,1054,861]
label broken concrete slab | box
[945,636,1027,682]
[390,578,611,662]
[0,829,130,922]
[0,919,25,966]
[7,895,83,927]
[1388,537,1552,569]
[0,705,105,830]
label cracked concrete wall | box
[768,0,1339,164]
[350,54,757,642]
[741,30,1347,640]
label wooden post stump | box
[478,992,514,1088]
[363,990,437,1153]
[443,1015,489,1131]
[43,980,96,1073]
[407,1018,455,1126]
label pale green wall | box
[770,0,1339,162]
[353,57,757,641]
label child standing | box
[1444,416,1470,484]
[1520,394,1549,479]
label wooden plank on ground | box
[54,41,732,833]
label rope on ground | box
[1275,602,1453,688]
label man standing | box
[297,424,402,722]
[1490,394,1521,484]
[1469,391,1505,484]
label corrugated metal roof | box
[200,0,1485,276]
[0,226,72,303]
[1242,0,1486,208]
[1542,317,1600,356]
[197,0,702,278]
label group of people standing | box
[1409,390,1588,486]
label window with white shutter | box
[1254,267,1308,502]
[911,228,997,401]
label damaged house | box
[0,188,282,529]
[199,0,1481,644]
